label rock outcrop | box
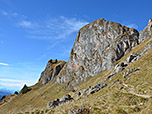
[19,84,31,94]
[77,83,107,97]
[49,94,73,108]
[104,41,152,83]
[56,18,139,85]
[39,59,66,85]
[139,19,152,43]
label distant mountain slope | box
[0,89,12,99]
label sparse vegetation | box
[25,112,30,114]
[116,108,127,114]
[0,22,152,114]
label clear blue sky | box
[0,0,151,92]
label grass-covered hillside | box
[0,38,152,114]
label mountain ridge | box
[41,18,139,85]
[0,18,152,114]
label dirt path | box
[129,91,152,98]
[122,83,152,98]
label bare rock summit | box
[39,59,66,85]
[56,18,139,85]
[139,19,152,43]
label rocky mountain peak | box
[56,19,139,85]
[2,18,152,114]
[39,59,66,85]
[148,18,152,25]
[139,18,152,43]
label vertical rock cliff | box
[139,19,152,43]
[39,59,66,85]
[56,18,139,85]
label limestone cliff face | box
[56,19,139,85]
[39,59,66,85]
[139,19,152,43]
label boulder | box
[49,94,74,108]
[49,99,59,108]
[126,53,140,63]
[56,18,139,85]
[77,89,88,97]
[113,61,128,74]
[86,83,107,95]
[59,94,73,103]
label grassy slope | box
[52,37,152,114]
[0,81,71,114]
[0,37,152,114]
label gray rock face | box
[86,83,107,95]
[49,99,59,108]
[59,94,73,103]
[139,19,152,43]
[109,79,119,86]
[104,52,140,82]
[104,42,152,83]
[39,59,66,85]
[114,61,128,73]
[77,89,88,97]
[77,83,107,96]
[126,53,140,63]
[49,94,73,108]
[56,19,139,84]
